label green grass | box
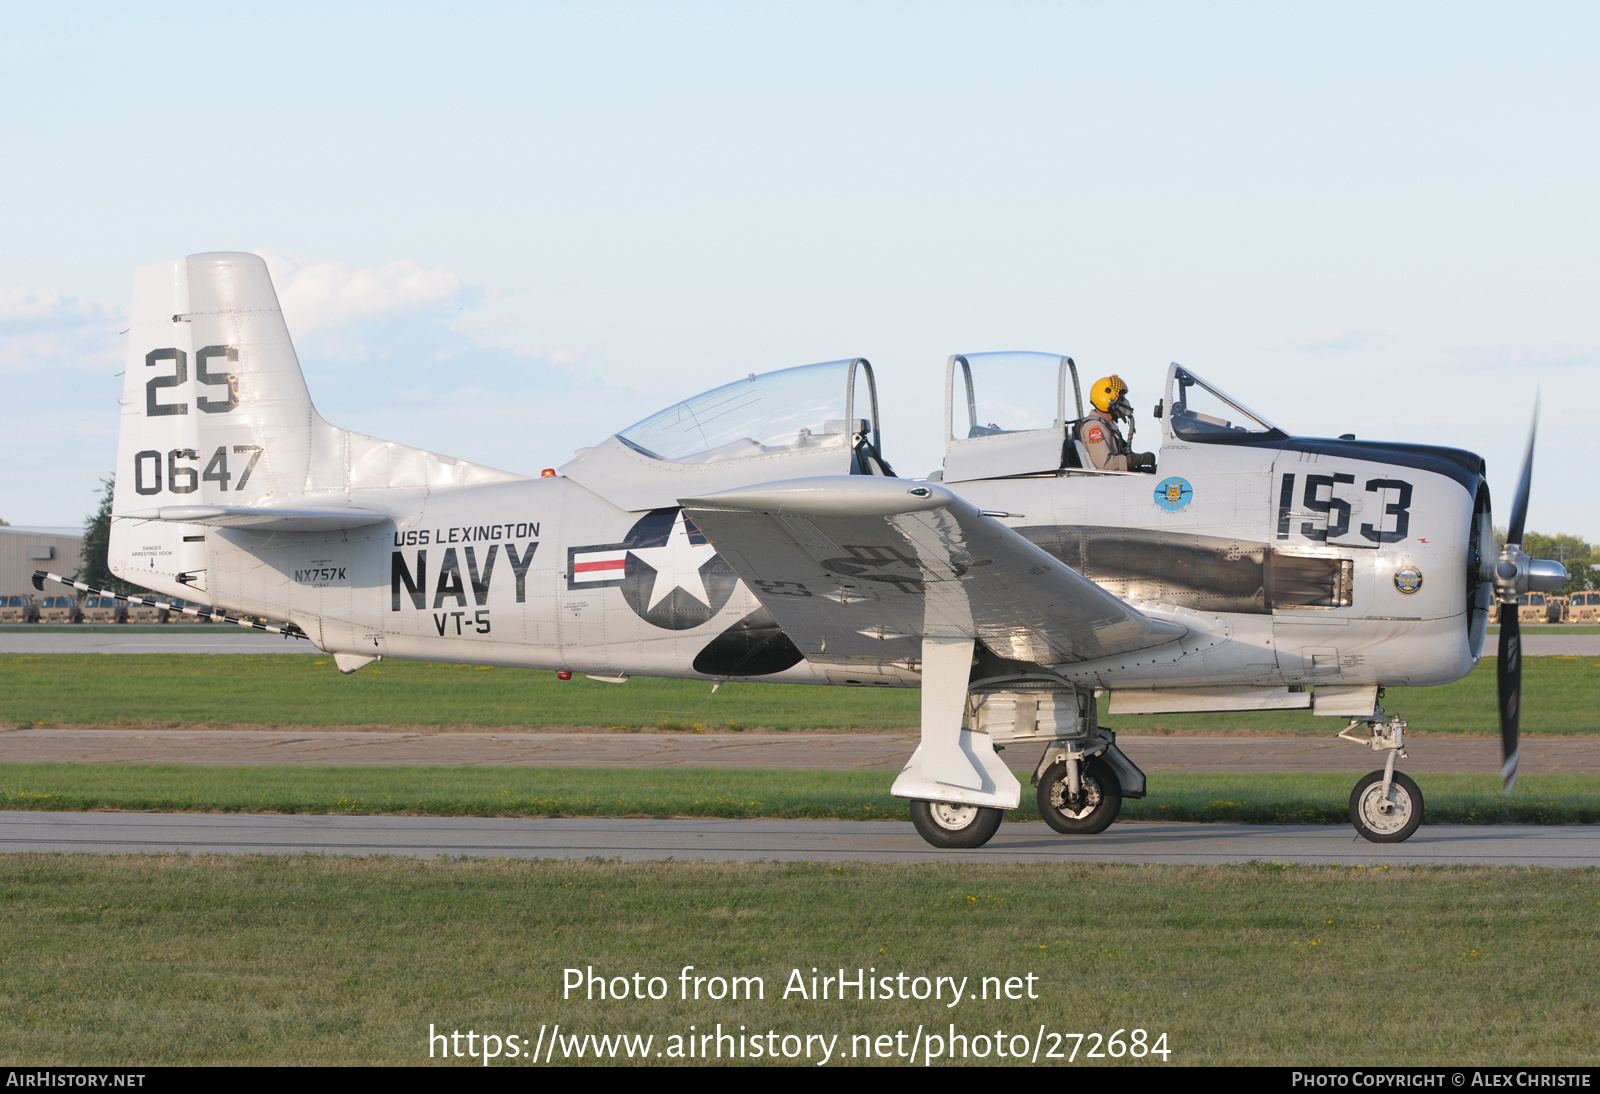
[3,620,1587,626]
[3,764,1597,825]
[1107,656,1600,736]
[2,654,1597,734]
[0,654,919,730]
[1490,625,1600,634]
[1,855,1597,1064]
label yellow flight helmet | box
[1089,374,1132,418]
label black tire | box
[1037,757,1123,835]
[908,800,1004,849]
[1349,769,1424,843]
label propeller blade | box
[1498,613,1521,792]
[1505,397,1538,546]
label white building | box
[0,525,84,604]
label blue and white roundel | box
[1154,476,1193,512]
[1393,566,1423,595]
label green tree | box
[79,475,143,595]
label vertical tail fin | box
[113,252,318,514]
[109,252,524,593]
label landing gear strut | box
[1338,713,1424,843]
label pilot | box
[1079,375,1156,473]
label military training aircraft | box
[37,252,1571,848]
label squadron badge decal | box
[1393,566,1423,595]
[1154,476,1194,512]
[567,508,737,630]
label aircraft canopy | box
[619,359,883,466]
[947,351,1082,440]
[1165,365,1284,441]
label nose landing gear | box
[1338,713,1424,843]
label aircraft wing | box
[681,477,1185,667]
[119,505,387,531]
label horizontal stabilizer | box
[682,476,1186,667]
[121,505,387,531]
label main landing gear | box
[908,800,1006,849]
[906,735,1139,848]
[1338,713,1424,843]
[894,642,1147,850]
[1035,745,1125,835]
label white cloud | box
[1447,341,1600,372]
[1280,328,1399,353]
[0,286,125,523]
[0,286,123,377]
[0,286,106,323]
[256,250,460,335]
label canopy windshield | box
[950,351,1077,439]
[1168,366,1283,441]
[618,359,876,465]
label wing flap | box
[682,477,1185,667]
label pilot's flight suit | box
[1078,409,1133,471]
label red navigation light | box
[541,468,556,477]
[557,670,572,680]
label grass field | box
[1488,625,1600,635]
[2,654,1596,734]
[6,622,1594,632]
[3,764,1597,825]
[1,854,1596,1065]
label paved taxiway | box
[2,811,1594,866]
[4,727,1596,773]
[2,629,1597,656]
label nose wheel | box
[1349,769,1424,843]
[1338,713,1425,843]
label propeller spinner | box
[1491,401,1569,792]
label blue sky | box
[2,2,1596,537]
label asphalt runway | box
[1,810,1594,866]
[1516,634,1600,656]
[1,629,1596,656]
[3,727,1596,773]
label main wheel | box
[1037,757,1123,834]
[1349,769,1424,843]
[908,800,1004,849]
